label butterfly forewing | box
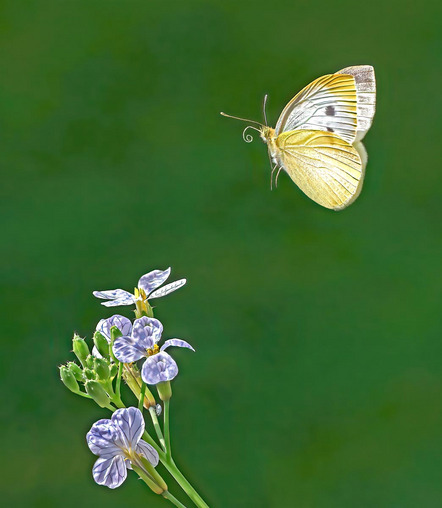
[337,65,376,141]
[276,130,363,210]
[274,74,358,143]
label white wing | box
[275,73,358,143]
[336,65,376,141]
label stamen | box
[146,344,160,357]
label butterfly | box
[221,65,376,210]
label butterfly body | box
[222,65,376,210]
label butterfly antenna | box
[220,112,262,128]
[263,94,269,126]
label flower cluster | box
[59,268,207,507]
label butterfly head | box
[221,95,274,144]
[259,126,275,144]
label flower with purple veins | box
[92,314,132,358]
[113,316,194,385]
[87,407,159,489]
[93,268,186,312]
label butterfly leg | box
[275,166,283,188]
[270,163,278,190]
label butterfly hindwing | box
[274,73,358,143]
[276,129,363,210]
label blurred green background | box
[1,0,441,506]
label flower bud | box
[60,365,79,393]
[83,368,96,380]
[93,331,110,359]
[94,358,110,380]
[67,362,83,381]
[123,365,156,408]
[110,325,122,341]
[86,354,95,369]
[85,380,111,408]
[140,456,168,492]
[156,381,172,401]
[72,335,90,366]
[109,363,119,379]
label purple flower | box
[92,314,132,358]
[93,268,186,308]
[87,407,159,489]
[113,316,194,385]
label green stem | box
[149,406,166,451]
[162,458,209,508]
[138,381,147,412]
[75,390,92,399]
[132,464,164,495]
[164,399,171,460]
[141,430,208,507]
[116,362,123,400]
[162,490,188,508]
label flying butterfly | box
[221,65,376,210]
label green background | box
[2,0,441,506]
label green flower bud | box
[93,331,110,359]
[83,368,96,380]
[110,325,122,341]
[85,354,95,369]
[94,357,110,380]
[67,362,83,381]
[157,381,172,402]
[85,380,111,408]
[60,365,79,393]
[72,335,90,366]
[109,363,119,379]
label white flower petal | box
[141,352,178,385]
[138,268,171,295]
[92,345,103,359]
[102,294,136,307]
[113,336,147,363]
[93,289,134,302]
[87,419,121,457]
[160,338,195,352]
[132,316,163,346]
[111,407,145,449]
[136,439,159,466]
[92,455,127,489]
[149,279,187,299]
[97,315,133,341]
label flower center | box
[134,287,148,301]
[134,287,154,318]
[147,344,160,356]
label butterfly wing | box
[336,65,376,141]
[276,129,364,210]
[274,73,358,143]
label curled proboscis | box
[242,125,260,143]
